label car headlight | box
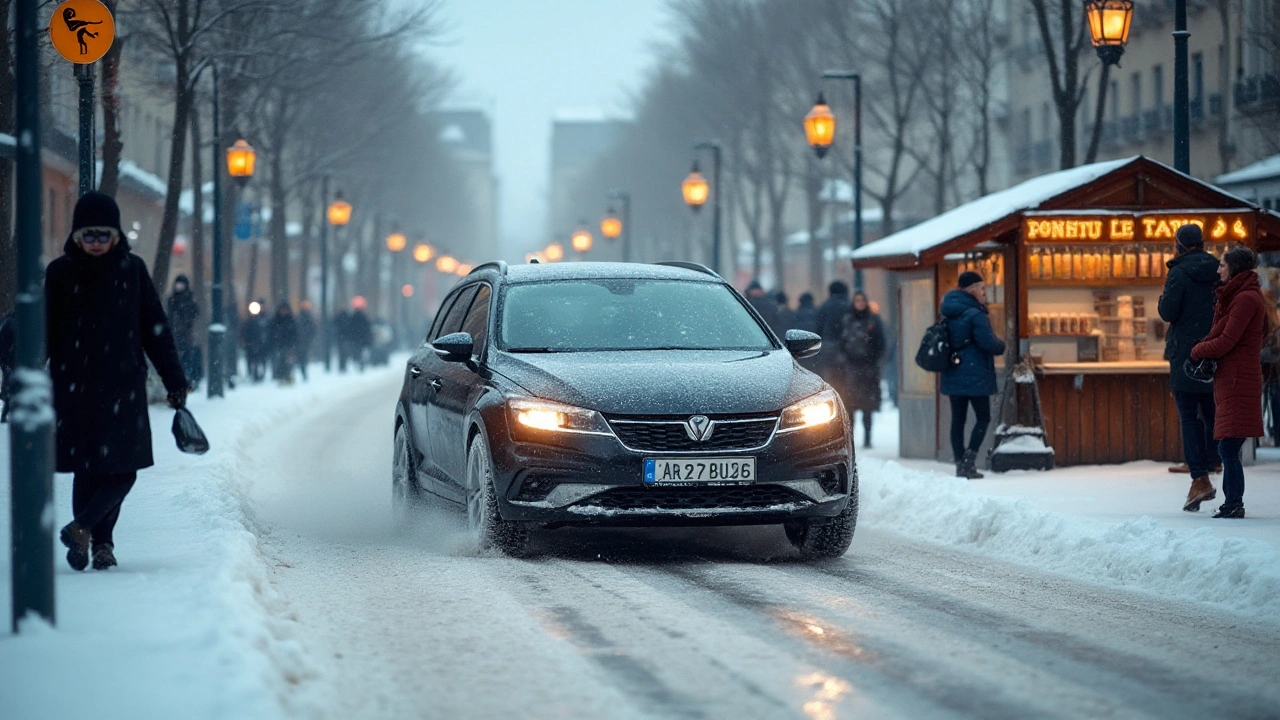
[508,397,612,437]
[778,389,841,433]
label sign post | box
[48,0,115,196]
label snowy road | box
[244,371,1280,720]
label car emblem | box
[686,415,715,442]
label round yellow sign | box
[49,0,115,64]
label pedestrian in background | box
[838,291,886,448]
[269,302,299,385]
[1158,223,1222,511]
[296,301,316,381]
[793,292,821,374]
[1191,245,1269,519]
[166,274,201,390]
[940,271,1006,479]
[774,291,796,332]
[242,300,270,382]
[817,280,851,399]
[342,298,374,372]
[45,192,188,571]
[744,280,781,333]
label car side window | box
[427,287,475,343]
[438,286,478,338]
[459,284,491,350]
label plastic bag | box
[172,407,210,455]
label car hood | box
[490,349,824,416]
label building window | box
[1153,65,1165,108]
[1131,73,1143,114]
[1192,53,1204,101]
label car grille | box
[579,485,808,512]
[608,416,777,452]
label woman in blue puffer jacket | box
[941,271,1007,478]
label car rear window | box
[498,279,774,352]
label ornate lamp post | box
[386,230,407,343]
[208,137,255,398]
[806,73,863,289]
[323,191,352,371]
[1084,0,1135,67]
[685,142,722,273]
[604,189,632,262]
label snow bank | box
[858,456,1280,620]
[0,363,405,720]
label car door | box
[409,286,475,498]
[428,283,491,494]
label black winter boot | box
[92,543,117,570]
[60,522,90,571]
[962,450,985,480]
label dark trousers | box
[1173,391,1220,477]
[72,471,137,547]
[949,395,991,462]
[1218,437,1247,508]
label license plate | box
[643,457,755,486]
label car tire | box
[784,490,858,560]
[466,431,531,557]
[392,422,421,530]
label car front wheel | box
[466,431,531,556]
[784,493,858,560]
[392,423,420,529]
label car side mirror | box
[784,329,822,359]
[433,331,474,362]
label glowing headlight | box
[508,397,611,436]
[779,389,841,432]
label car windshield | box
[499,279,774,352]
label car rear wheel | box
[466,431,531,557]
[784,492,858,560]
[392,423,420,529]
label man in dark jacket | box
[242,300,270,382]
[744,280,781,333]
[295,301,316,381]
[167,275,200,389]
[269,302,299,384]
[817,281,852,398]
[941,271,1006,479]
[774,291,796,332]
[1159,223,1222,511]
[46,192,188,571]
[793,293,822,373]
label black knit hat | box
[828,280,849,296]
[958,271,984,288]
[71,191,123,235]
[1175,223,1203,249]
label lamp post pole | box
[1172,0,1190,173]
[208,65,226,399]
[694,142,722,274]
[75,63,95,195]
[822,71,863,290]
[320,176,332,372]
[10,0,55,633]
[610,190,632,263]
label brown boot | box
[1183,475,1217,512]
[1168,463,1190,474]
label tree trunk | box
[189,101,205,348]
[269,148,289,305]
[298,187,314,306]
[0,0,16,316]
[246,233,260,305]
[97,0,124,197]
[152,66,193,294]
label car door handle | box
[409,365,422,377]
[429,378,443,391]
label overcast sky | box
[428,0,673,256]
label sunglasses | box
[74,227,119,245]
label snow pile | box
[0,365,404,720]
[857,456,1280,619]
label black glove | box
[167,387,188,410]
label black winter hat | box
[828,280,849,296]
[958,271,984,288]
[1175,223,1204,249]
[71,191,124,235]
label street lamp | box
[456,263,473,276]
[1084,0,1135,67]
[545,242,565,262]
[321,190,352,372]
[687,143,723,274]
[413,242,435,264]
[806,72,863,290]
[605,189,632,263]
[571,223,593,255]
[226,139,256,185]
[327,193,352,227]
[386,231,407,253]
[436,255,460,274]
[682,163,709,209]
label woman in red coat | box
[1191,246,1269,518]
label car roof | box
[474,261,724,285]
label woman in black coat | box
[838,291,887,448]
[46,192,187,571]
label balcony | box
[1208,93,1224,117]
[1142,106,1173,137]
[1234,73,1280,114]
[1120,115,1143,143]
[1190,97,1205,127]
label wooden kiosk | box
[852,156,1280,467]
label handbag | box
[172,407,211,454]
[1183,357,1217,383]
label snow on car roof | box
[850,156,1136,263]
[502,261,721,283]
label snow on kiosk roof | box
[851,156,1280,270]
